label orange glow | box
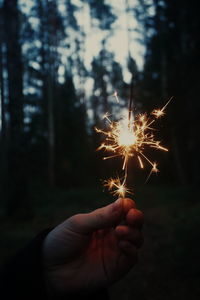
[96,96,171,197]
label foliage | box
[0,1,200,298]
[0,0,199,217]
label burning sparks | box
[151,97,172,118]
[113,90,119,103]
[104,177,131,198]
[96,95,172,197]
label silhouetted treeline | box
[134,0,200,184]
[0,0,199,216]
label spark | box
[102,112,111,123]
[96,96,171,197]
[145,162,159,183]
[152,96,173,118]
[104,177,131,198]
[113,91,119,103]
[138,156,144,169]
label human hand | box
[43,198,144,295]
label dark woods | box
[0,0,199,217]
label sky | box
[0,0,145,128]
[61,0,145,98]
[23,0,145,105]
[73,0,145,80]
[20,0,145,77]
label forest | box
[0,0,200,299]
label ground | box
[0,183,199,299]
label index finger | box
[121,198,136,214]
[126,208,144,228]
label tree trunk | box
[47,73,55,186]
[3,0,29,216]
[0,9,6,141]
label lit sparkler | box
[113,90,119,103]
[96,93,172,197]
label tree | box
[133,0,200,184]
[3,0,28,215]
[34,0,65,185]
[55,74,90,187]
[0,6,6,142]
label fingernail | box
[113,198,122,211]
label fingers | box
[118,240,138,258]
[122,198,136,214]
[126,208,144,229]
[115,225,144,248]
[66,198,143,235]
[115,204,144,249]
[118,198,144,229]
[112,241,138,283]
[67,198,124,234]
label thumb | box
[67,198,124,235]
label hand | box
[43,198,144,294]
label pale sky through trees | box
[0,0,145,128]
[20,0,145,75]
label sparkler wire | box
[96,91,172,198]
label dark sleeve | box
[0,229,109,300]
[1,229,52,300]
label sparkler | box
[95,92,172,198]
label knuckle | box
[69,213,84,227]
[135,209,144,219]
[125,198,136,209]
[92,211,107,228]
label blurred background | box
[0,0,200,299]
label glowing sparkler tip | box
[118,127,137,147]
[96,96,171,197]
[116,185,126,198]
[104,177,132,198]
